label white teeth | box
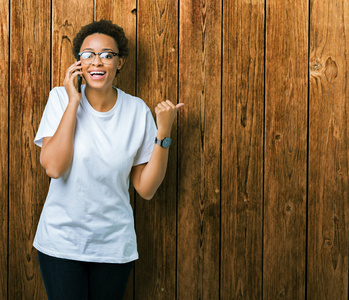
[90,71,106,75]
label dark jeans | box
[38,251,133,300]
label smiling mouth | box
[89,71,106,79]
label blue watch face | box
[162,137,171,148]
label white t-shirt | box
[33,85,157,263]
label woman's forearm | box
[40,61,82,179]
[133,133,171,199]
[40,102,79,178]
[131,100,184,200]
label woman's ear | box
[115,57,126,77]
[118,57,126,71]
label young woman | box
[34,19,183,300]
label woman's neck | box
[85,85,117,112]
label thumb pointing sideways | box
[176,103,185,110]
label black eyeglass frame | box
[78,51,120,64]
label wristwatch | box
[155,136,172,148]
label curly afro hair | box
[72,19,129,76]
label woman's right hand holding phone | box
[41,61,83,179]
[63,61,83,105]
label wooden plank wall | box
[308,0,349,298]
[264,0,308,298]
[2,0,348,299]
[9,0,50,298]
[1,0,9,299]
[221,0,264,298]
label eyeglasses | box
[78,51,120,65]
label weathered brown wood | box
[9,0,50,298]
[221,0,264,298]
[177,0,221,299]
[5,0,349,298]
[308,0,349,299]
[0,0,9,298]
[263,0,308,298]
[135,0,178,299]
[52,0,94,87]
[95,1,137,299]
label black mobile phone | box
[77,54,82,93]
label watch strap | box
[155,136,172,148]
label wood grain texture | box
[308,0,349,298]
[95,1,137,299]
[221,0,264,298]
[4,0,349,298]
[177,0,221,299]
[9,0,50,298]
[135,0,178,299]
[264,0,308,298]
[52,0,94,87]
[0,0,9,298]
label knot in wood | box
[310,57,338,82]
[26,49,33,69]
[62,35,71,43]
[284,203,293,214]
[310,57,323,72]
[279,289,286,297]
[323,238,332,249]
[311,62,322,71]
[59,20,72,29]
[324,57,338,82]
[241,115,247,127]
[310,57,324,78]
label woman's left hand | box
[155,100,184,138]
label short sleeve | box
[133,108,157,166]
[34,88,68,147]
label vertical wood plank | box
[264,0,308,298]
[308,0,349,298]
[9,0,50,298]
[177,0,221,298]
[221,0,264,298]
[135,0,178,299]
[95,1,137,299]
[52,0,94,87]
[0,0,9,299]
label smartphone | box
[77,54,82,93]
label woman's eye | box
[102,53,113,59]
[81,53,93,59]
